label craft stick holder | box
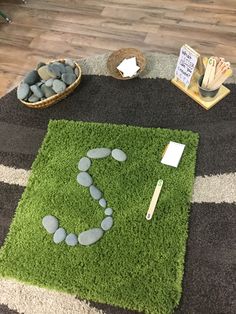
[172,56,231,110]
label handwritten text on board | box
[175,46,198,87]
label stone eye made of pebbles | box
[42,147,126,247]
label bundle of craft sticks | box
[202,57,231,90]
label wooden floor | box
[0,0,236,97]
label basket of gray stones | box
[17,58,82,109]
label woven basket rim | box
[20,59,82,109]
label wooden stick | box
[208,62,231,90]
[209,71,230,90]
[202,57,216,88]
[146,180,163,220]
[206,58,217,88]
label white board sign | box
[175,45,199,87]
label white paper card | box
[117,57,140,77]
[175,45,198,87]
[161,141,185,168]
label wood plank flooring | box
[0,0,235,97]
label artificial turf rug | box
[0,120,198,314]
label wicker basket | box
[107,48,146,80]
[20,59,82,109]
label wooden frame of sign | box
[171,45,230,110]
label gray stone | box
[87,148,111,159]
[48,63,61,78]
[78,157,91,171]
[28,94,39,103]
[54,62,66,74]
[42,215,58,234]
[41,84,56,98]
[36,62,46,70]
[78,228,103,246]
[74,67,79,77]
[65,58,75,68]
[105,208,113,216]
[111,148,127,162]
[45,78,54,87]
[89,185,102,200]
[24,70,40,85]
[53,228,66,244]
[65,65,74,74]
[101,217,113,231]
[65,233,78,246]
[38,65,57,80]
[77,171,93,187]
[17,82,30,100]
[30,85,44,98]
[52,79,67,93]
[36,81,44,87]
[61,73,77,85]
[99,198,106,208]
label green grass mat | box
[0,120,199,314]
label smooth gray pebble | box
[78,228,103,246]
[78,157,91,171]
[52,79,67,93]
[89,185,102,200]
[87,148,111,159]
[101,216,113,231]
[65,233,78,246]
[17,82,30,100]
[53,228,66,244]
[77,171,93,187]
[42,215,58,234]
[104,208,113,216]
[99,198,106,208]
[111,148,127,162]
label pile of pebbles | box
[17,58,79,103]
[42,148,127,247]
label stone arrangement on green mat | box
[42,147,127,246]
[0,120,199,314]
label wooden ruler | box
[146,179,163,220]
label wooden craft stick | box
[209,71,231,90]
[208,62,231,90]
[206,58,217,88]
[202,57,216,88]
[146,180,163,220]
[216,60,224,72]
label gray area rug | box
[0,52,235,314]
